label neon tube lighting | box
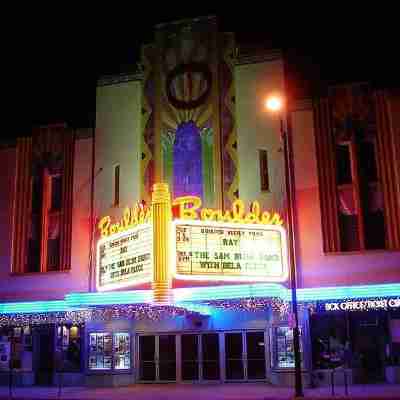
[1,283,399,315]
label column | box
[151,183,172,304]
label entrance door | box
[181,334,199,381]
[158,335,176,381]
[225,331,266,381]
[138,335,156,381]
[225,333,244,380]
[351,313,385,383]
[181,333,220,381]
[246,331,266,379]
[201,333,220,380]
[138,335,176,382]
[35,326,55,385]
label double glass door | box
[138,331,266,382]
[181,333,220,381]
[225,331,266,380]
[138,334,176,381]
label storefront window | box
[0,326,33,371]
[271,326,303,369]
[88,332,130,371]
[56,324,81,371]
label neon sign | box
[172,196,283,225]
[96,188,286,292]
[98,202,151,238]
[324,298,400,312]
[98,196,283,237]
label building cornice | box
[235,48,282,66]
[97,72,143,87]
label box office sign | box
[172,220,288,282]
[323,298,400,312]
[97,224,153,291]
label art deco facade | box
[0,16,399,387]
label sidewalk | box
[1,383,400,400]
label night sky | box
[4,7,399,140]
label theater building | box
[0,16,399,387]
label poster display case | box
[271,326,303,369]
[88,332,130,371]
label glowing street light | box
[265,95,284,113]
[265,93,304,398]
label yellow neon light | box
[98,195,283,238]
[172,196,283,226]
[98,202,151,238]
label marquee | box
[96,187,288,292]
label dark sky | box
[4,7,399,139]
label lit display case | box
[114,333,130,370]
[88,332,130,371]
[271,326,303,369]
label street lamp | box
[265,94,304,397]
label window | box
[259,149,270,192]
[314,84,400,252]
[51,175,63,211]
[271,326,303,369]
[12,128,74,274]
[56,324,82,371]
[0,326,33,371]
[114,165,120,207]
[88,332,130,371]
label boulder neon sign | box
[98,196,283,238]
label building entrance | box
[138,334,176,381]
[225,331,266,380]
[181,333,220,381]
[137,330,267,383]
[34,326,55,385]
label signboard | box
[172,220,288,282]
[323,298,400,312]
[96,224,153,291]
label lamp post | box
[265,95,304,397]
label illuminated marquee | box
[172,220,288,282]
[96,190,287,292]
[96,224,153,291]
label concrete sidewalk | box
[0,383,400,400]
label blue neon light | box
[65,290,152,307]
[173,283,288,302]
[0,300,71,315]
[0,283,399,315]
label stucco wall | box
[95,80,142,222]
[0,137,93,301]
[292,108,400,288]
[235,60,285,213]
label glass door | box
[201,333,220,380]
[138,335,156,381]
[138,334,176,382]
[246,331,266,379]
[158,335,176,381]
[225,332,244,380]
[181,334,199,381]
[224,331,266,381]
